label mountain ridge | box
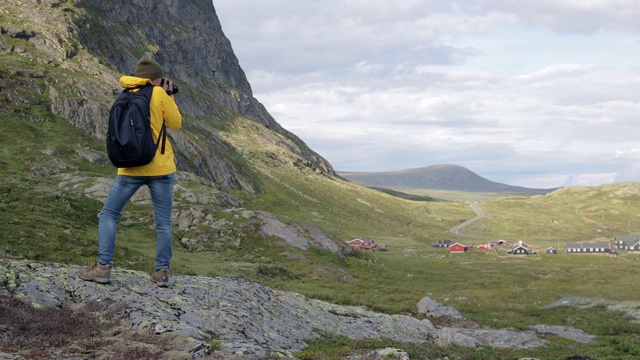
[339,164,558,195]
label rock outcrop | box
[543,296,640,323]
[4,258,606,359]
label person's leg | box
[97,175,143,266]
[146,173,175,271]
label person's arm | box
[161,92,182,130]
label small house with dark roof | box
[508,244,536,256]
[431,239,452,248]
[546,247,557,254]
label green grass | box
[458,185,640,244]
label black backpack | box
[106,85,166,168]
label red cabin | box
[450,242,472,253]
[346,238,377,251]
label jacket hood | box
[119,76,152,89]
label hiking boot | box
[151,269,169,287]
[79,262,111,284]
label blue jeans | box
[97,174,175,271]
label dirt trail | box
[450,202,485,237]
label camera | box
[160,78,179,95]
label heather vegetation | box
[0,295,163,359]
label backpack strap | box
[125,85,166,154]
[136,84,154,101]
[157,121,167,155]
[122,84,150,93]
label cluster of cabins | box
[347,234,640,255]
[433,239,510,253]
[430,234,640,256]
[433,239,544,255]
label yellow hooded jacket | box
[116,76,182,176]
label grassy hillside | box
[459,184,640,244]
[3,2,640,358]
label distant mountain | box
[338,164,557,195]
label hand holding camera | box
[160,78,179,95]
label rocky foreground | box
[2,258,636,359]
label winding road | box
[450,201,485,236]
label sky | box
[213,0,640,189]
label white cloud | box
[214,0,640,188]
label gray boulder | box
[416,296,464,320]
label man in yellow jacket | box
[80,56,182,287]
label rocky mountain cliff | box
[1,0,333,194]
